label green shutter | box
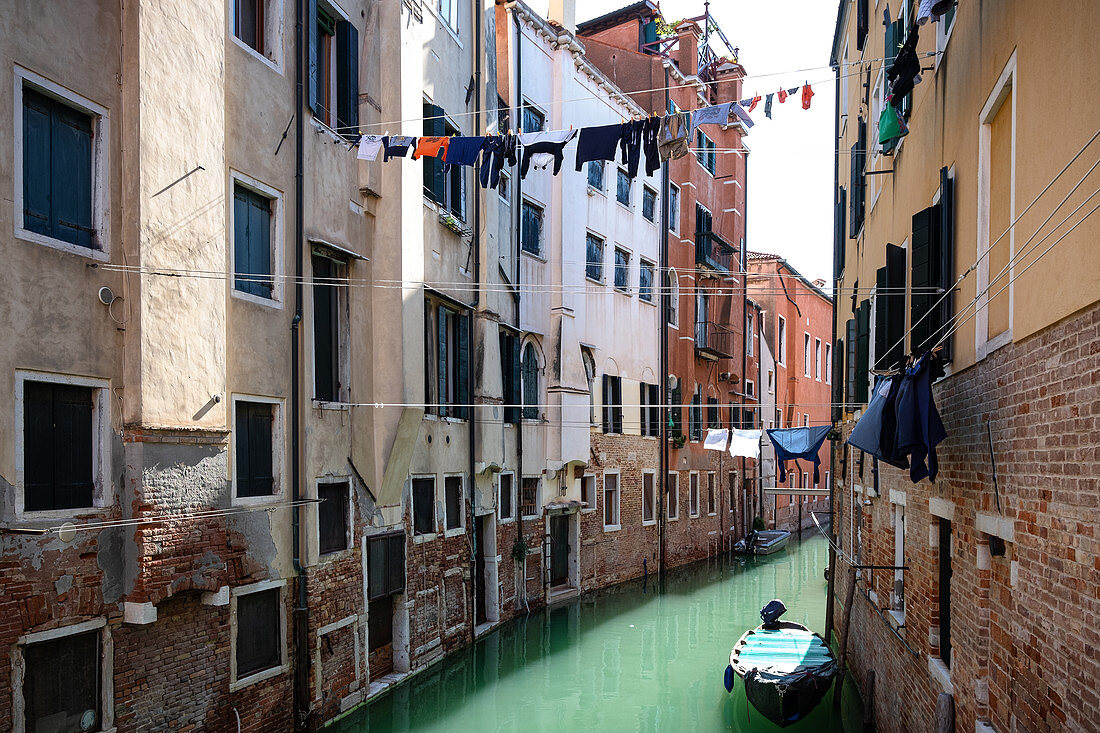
[910,205,937,354]
[336,20,359,136]
[437,305,448,416]
[845,319,856,406]
[249,193,272,296]
[855,301,870,404]
[938,167,955,360]
[423,102,446,203]
[53,385,94,509]
[456,311,469,420]
[885,243,906,368]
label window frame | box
[745,378,755,398]
[585,232,605,283]
[668,184,680,234]
[316,477,352,557]
[580,473,597,513]
[642,471,656,525]
[310,248,350,404]
[15,371,112,519]
[638,258,656,303]
[815,337,822,381]
[14,67,111,261]
[615,167,631,207]
[411,474,437,539]
[230,171,284,308]
[642,186,658,222]
[443,473,465,536]
[613,246,631,293]
[688,471,700,518]
[825,342,833,384]
[602,471,621,531]
[520,476,540,519]
[776,315,787,365]
[804,332,812,376]
[230,0,285,71]
[13,617,113,733]
[706,472,716,515]
[231,395,285,506]
[587,160,605,193]
[520,198,544,257]
[665,268,679,328]
[746,312,754,356]
[498,472,515,522]
[230,579,289,691]
[667,472,679,520]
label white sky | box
[530,0,838,285]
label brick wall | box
[832,301,1100,733]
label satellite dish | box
[58,522,77,543]
[667,375,678,390]
[98,286,116,305]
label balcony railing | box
[694,320,735,360]
[695,229,736,274]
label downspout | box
[825,60,842,646]
[467,0,483,644]
[292,0,309,727]
[511,7,527,612]
[740,152,748,537]
[657,64,670,580]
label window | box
[746,312,754,355]
[22,381,95,512]
[582,350,596,425]
[602,375,623,434]
[613,248,630,291]
[233,183,275,299]
[521,104,544,134]
[803,414,809,427]
[498,473,514,520]
[775,408,783,427]
[640,383,660,437]
[642,473,656,524]
[767,369,774,393]
[777,316,787,365]
[639,259,655,302]
[745,379,755,398]
[425,298,470,419]
[367,533,405,600]
[825,343,833,383]
[603,473,620,529]
[695,131,716,174]
[234,400,278,499]
[309,4,358,136]
[234,0,265,52]
[665,270,679,327]
[707,473,716,515]
[498,170,511,203]
[815,338,822,380]
[585,233,604,281]
[18,76,107,255]
[499,330,521,424]
[422,105,465,219]
[668,184,680,233]
[318,481,350,555]
[892,501,906,616]
[521,343,539,420]
[616,168,631,205]
[234,585,283,683]
[689,473,700,517]
[521,200,543,255]
[875,244,908,369]
[849,117,867,236]
[936,1,956,56]
[938,518,953,666]
[437,0,458,30]
[804,333,812,376]
[669,381,683,437]
[667,473,679,519]
[587,161,604,191]
[642,187,657,222]
[412,477,435,535]
[444,124,467,220]
[521,477,539,518]
[913,168,955,358]
[20,624,105,733]
[581,474,595,509]
[707,397,720,428]
[689,386,702,441]
[824,471,830,490]
[445,475,464,531]
[801,471,809,489]
[312,251,348,402]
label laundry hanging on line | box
[766,425,832,483]
[703,428,729,452]
[729,429,762,459]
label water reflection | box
[335,534,863,732]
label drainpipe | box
[292,0,309,727]
[739,153,748,539]
[825,61,842,646]
[657,64,670,579]
[467,0,483,645]
[511,7,527,611]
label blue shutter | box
[249,193,272,296]
[248,404,274,496]
[456,311,469,420]
[336,20,359,136]
[51,102,93,248]
[423,102,446,203]
[308,0,321,116]
[23,382,55,512]
[235,403,252,495]
[21,90,52,238]
[233,189,251,294]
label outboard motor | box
[760,599,787,629]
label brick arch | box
[146,574,224,607]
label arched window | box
[665,268,679,327]
[582,349,596,425]
[522,343,539,420]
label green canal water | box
[335,532,864,732]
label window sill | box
[585,275,605,286]
[230,663,288,692]
[13,504,113,523]
[927,656,953,695]
[443,527,465,538]
[521,249,546,263]
[887,609,906,629]
[413,532,438,544]
[232,492,284,508]
[642,519,657,526]
[15,227,109,262]
[587,186,605,197]
[229,34,283,74]
[668,516,680,522]
[580,507,597,514]
[640,297,656,306]
[603,524,621,533]
[309,115,352,145]
[232,287,284,310]
[521,514,541,521]
[613,287,631,296]
[642,217,657,226]
[615,200,631,211]
[318,547,353,564]
[312,400,350,411]
[498,516,515,524]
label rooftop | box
[747,251,833,302]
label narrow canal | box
[334,532,863,732]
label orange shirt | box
[413,136,450,160]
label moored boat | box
[732,529,792,555]
[724,600,838,728]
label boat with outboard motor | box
[732,529,791,555]
[724,600,838,728]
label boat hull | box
[733,530,792,555]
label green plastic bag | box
[878,102,908,146]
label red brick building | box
[746,253,834,532]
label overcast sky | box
[530,0,838,286]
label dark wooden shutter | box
[437,305,448,416]
[875,265,889,368]
[855,301,870,403]
[22,89,53,238]
[335,20,359,136]
[233,189,251,293]
[368,536,386,599]
[856,0,868,51]
[412,478,434,535]
[53,385,95,510]
[649,384,659,437]
[235,402,252,496]
[52,101,94,248]
[845,319,857,406]
[910,205,939,354]
[612,377,623,433]
[602,374,611,432]
[423,102,446,203]
[834,187,847,279]
[938,167,955,360]
[23,382,55,512]
[671,383,682,435]
[833,337,845,412]
[308,0,321,116]
[24,630,100,728]
[249,193,272,296]
[639,383,648,436]
[884,243,906,368]
[386,534,405,594]
[849,119,866,238]
[249,403,274,496]
[318,482,349,554]
[313,255,337,401]
[236,590,281,676]
[455,311,469,420]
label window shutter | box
[423,102,446,203]
[23,383,56,512]
[456,311,469,420]
[312,255,336,401]
[252,194,272,296]
[834,187,847,279]
[308,0,321,116]
[639,383,648,436]
[910,205,937,354]
[602,374,611,432]
[938,167,955,360]
[856,0,868,51]
[235,402,252,496]
[649,385,659,437]
[855,301,870,403]
[53,385,94,510]
[386,534,405,595]
[437,305,448,415]
[51,101,94,248]
[845,319,857,406]
[833,337,845,411]
[21,89,53,237]
[874,265,888,368]
[613,378,622,434]
[233,190,251,292]
[335,20,359,136]
[849,120,866,238]
[885,243,906,368]
[248,404,274,495]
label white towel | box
[729,429,762,458]
[703,428,729,452]
[357,134,384,161]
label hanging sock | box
[412,136,449,160]
[519,129,577,177]
[787,86,799,97]
[729,429,762,459]
[764,94,774,119]
[575,123,624,171]
[777,88,788,104]
[766,425,832,483]
[703,429,729,452]
[801,84,814,110]
[383,135,417,162]
[657,112,691,161]
[357,134,385,161]
[747,96,761,112]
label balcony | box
[694,320,735,361]
[695,229,736,274]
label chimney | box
[813,279,826,288]
[675,23,700,76]
[548,0,576,35]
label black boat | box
[724,600,838,728]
